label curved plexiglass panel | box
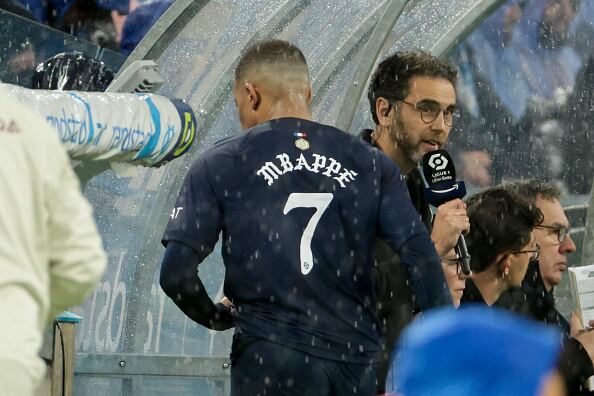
[68,0,594,395]
[278,0,385,124]
[347,0,489,135]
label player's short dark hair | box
[465,187,543,273]
[367,51,458,124]
[501,179,561,204]
[235,39,309,83]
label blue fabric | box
[15,0,48,22]
[231,335,376,396]
[572,1,594,33]
[465,0,583,120]
[120,0,173,55]
[95,0,128,13]
[16,0,127,22]
[511,0,581,98]
[387,305,561,396]
[24,0,75,22]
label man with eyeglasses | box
[498,180,577,333]
[497,179,594,395]
[364,51,465,394]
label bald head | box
[233,40,313,129]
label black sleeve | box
[159,241,234,331]
[372,240,415,394]
[161,156,223,254]
[372,241,414,308]
[559,337,594,394]
[377,152,452,310]
[398,233,453,310]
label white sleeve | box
[46,135,107,320]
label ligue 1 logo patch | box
[428,153,448,170]
[293,131,309,150]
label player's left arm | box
[376,152,452,310]
[159,157,234,330]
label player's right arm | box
[159,157,234,330]
[375,152,452,310]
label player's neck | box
[261,102,313,124]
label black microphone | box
[418,149,471,275]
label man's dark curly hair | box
[367,51,457,124]
[465,187,543,274]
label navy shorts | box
[230,333,377,396]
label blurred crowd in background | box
[0,0,173,55]
[448,0,594,194]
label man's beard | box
[389,111,423,166]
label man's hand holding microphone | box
[419,149,471,274]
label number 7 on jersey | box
[283,193,334,275]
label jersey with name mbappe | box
[162,117,427,363]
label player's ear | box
[245,82,261,111]
[306,86,313,107]
[376,97,392,127]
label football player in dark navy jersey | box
[159,39,451,396]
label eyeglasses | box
[398,99,461,127]
[535,225,569,244]
[512,243,541,261]
[442,256,463,275]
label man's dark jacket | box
[361,129,433,394]
[497,261,570,333]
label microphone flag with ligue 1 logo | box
[419,149,471,275]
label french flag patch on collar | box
[293,131,308,139]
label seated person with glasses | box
[498,180,578,335]
[460,187,543,306]
[441,249,470,307]
[497,180,594,395]
[465,181,594,395]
